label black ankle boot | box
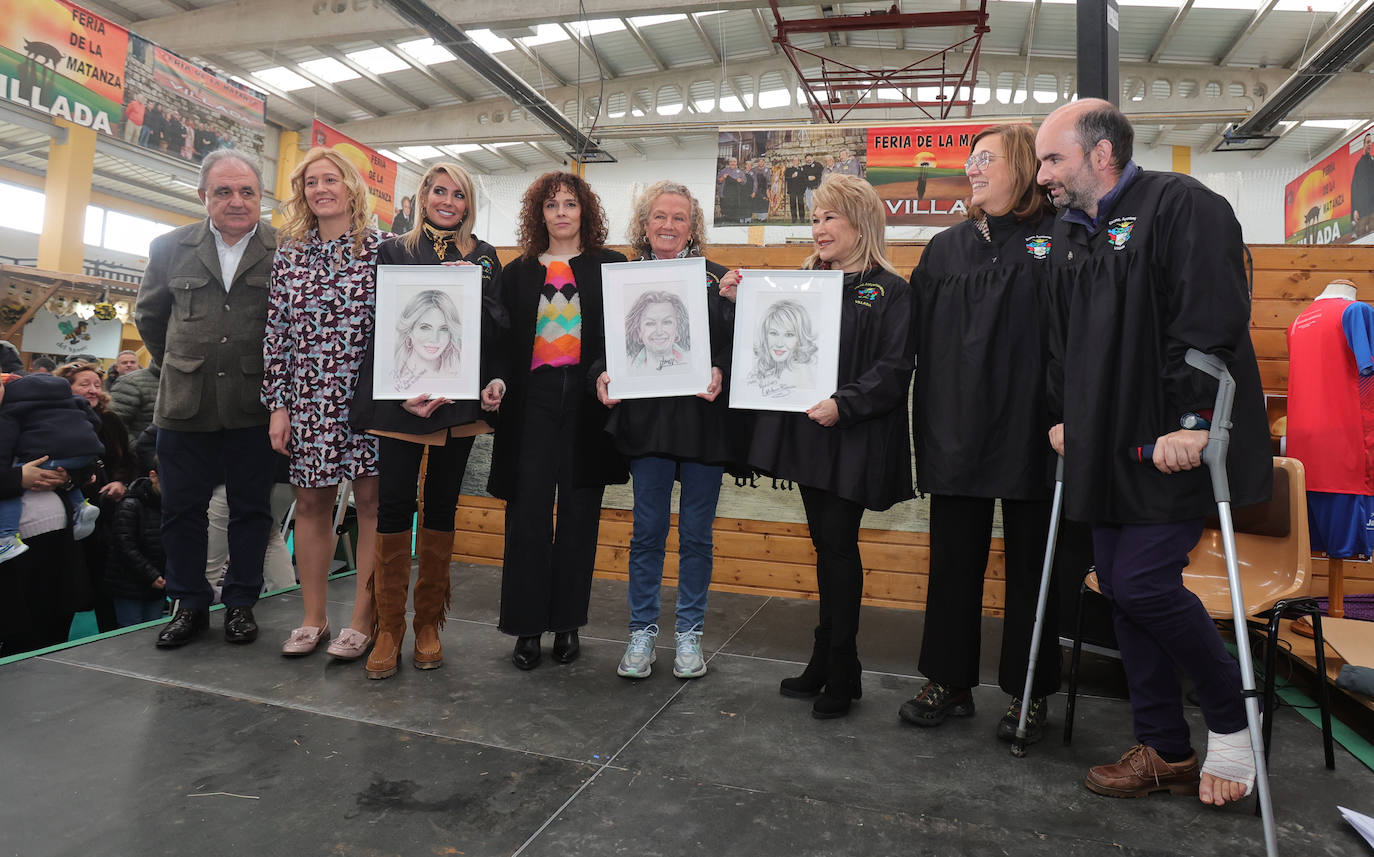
[811,656,862,719]
[513,635,541,670]
[780,630,830,698]
[552,630,580,664]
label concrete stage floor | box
[1,562,1368,857]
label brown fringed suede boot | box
[364,530,414,680]
[411,527,455,670]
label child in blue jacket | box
[0,372,105,561]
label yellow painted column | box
[568,159,586,178]
[273,130,305,227]
[1171,144,1192,176]
[37,119,98,274]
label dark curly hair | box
[516,171,608,260]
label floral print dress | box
[262,228,383,488]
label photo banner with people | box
[714,122,997,229]
[311,119,400,231]
[0,0,130,135]
[122,36,266,165]
[1284,120,1374,245]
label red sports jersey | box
[1286,298,1374,494]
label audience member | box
[106,462,167,627]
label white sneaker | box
[617,626,658,679]
[0,536,28,564]
[73,501,100,541]
[673,629,707,679]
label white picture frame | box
[729,269,843,412]
[372,264,483,401]
[602,257,714,399]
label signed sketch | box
[625,289,692,375]
[730,269,842,412]
[747,298,818,398]
[373,264,482,400]
[603,257,712,399]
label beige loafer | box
[281,622,330,657]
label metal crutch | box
[1142,348,1278,857]
[1011,456,1064,758]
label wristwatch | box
[1180,412,1211,430]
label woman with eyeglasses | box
[899,123,1064,745]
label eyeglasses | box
[964,151,1004,172]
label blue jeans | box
[112,597,166,627]
[626,456,723,634]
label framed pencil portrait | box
[602,257,714,399]
[372,264,483,401]
[729,268,843,412]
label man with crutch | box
[1036,99,1272,806]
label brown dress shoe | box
[1085,744,1200,798]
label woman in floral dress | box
[263,147,382,658]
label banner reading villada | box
[715,122,997,229]
[1284,120,1374,245]
[0,0,129,134]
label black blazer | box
[487,248,629,499]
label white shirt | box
[209,221,258,291]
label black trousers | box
[377,433,476,534]
[918,494,1061,698]
[799,485,865,659]
[498,368,605,636]
[158,426,277,611]
[788,189,806,222]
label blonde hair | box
[802,174,898,276]
[626,181,708,261]
[402,162,477,258]
[279,147,370,255]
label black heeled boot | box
[513,635,542,670]
[552,629,580,664]
[780,628,830,698]
[812,655,863,719]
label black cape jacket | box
[911,212,1057,500]
[604,258,745,469]
[487,248,630,500]
[1047,169,1271,524]
[349,234,505,436]
[748,266,915,511]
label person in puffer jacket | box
[105,466,167,627]
[0,372,105,562]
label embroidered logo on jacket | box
[1106,217,1136,250]
[853,283,884,307]
[477,255,495,277]
[1024,236,1052,259]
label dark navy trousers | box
[1092,520,1247,757]
[158,426,277,611]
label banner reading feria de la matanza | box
[311,120,399,231]
[714,122,997,229]
[1284,121,1374,245]
[0,0,128,135]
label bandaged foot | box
[1199,728,1256,805]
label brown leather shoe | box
[365,531,413,680]
[1085,744,1200,798]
